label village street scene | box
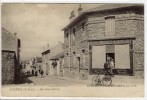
[1,3,144,88]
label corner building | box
[62,4,144,78]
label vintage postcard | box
[1,3,144,97]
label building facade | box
[42,45,50,75]
[62,4,144,78]
[42,42,64,76]
[2,27,21,84]
[49,43,64,76]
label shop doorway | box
[106,53,115,62]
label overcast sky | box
[2,3,102,60]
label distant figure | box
[40,70,44,78]
[32,69,34,76]
[39,68,41,74]
[35,70,38,77]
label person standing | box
[106,55,111,61]
[104,60,110,75]
[40,69,44,78]
[35,69,38,77]
[110,59,115,75]
[32,69,34,76]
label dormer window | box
[105,16,115,37]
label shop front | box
[89,38,134,75]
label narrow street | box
[13,74,87,87]
[28,76,86,87]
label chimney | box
[14,33,17,36]
[78,4,83,15]
[69,11,75,22]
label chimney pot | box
[69,11,76,21]
[78,4,83,14]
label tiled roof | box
[62,4,143,30]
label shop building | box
[62,4,144,78]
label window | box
[72,28,75,40]
[82,50,85,68]
[105,16,115,36]
[82,22,85,31]
[66,53,69,56]
[73,52,76,68]
[66,33,69,39]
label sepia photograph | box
[1,3,144,97]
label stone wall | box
[134,52,144,78]
[63,16,89,77]
[133,20,144,78]
[87,12,143,39]
[2,28,21,84]
[2,28,18,56]
[2,51,16,84]
[86,12,144,77]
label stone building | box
[49,42,64,76]
[42,44,50,75]
[2,27,21,84]
[62,4,144,78]
[42,42,64,76]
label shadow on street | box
[15,72,33,84]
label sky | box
[2,3,102,60]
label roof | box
[62,4,143,30]
[50,51,64,60]
[85,4,143,12]
[41,49,50,55]
[36,57,42,62]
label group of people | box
[31,68,44,78]
[104,55,115,75]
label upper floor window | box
[72,28,76,40]
[66,33,69,39]
[105,16,115,37]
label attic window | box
[82,22,85,31]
